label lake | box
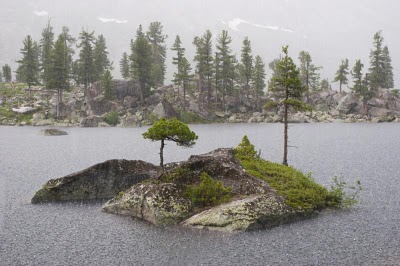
[1,123,399,265]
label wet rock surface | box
[40,128,68,136]
[31,160,160,204]
[181,194,305,232]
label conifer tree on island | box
[333,58,349,93]
[143,118,198,168]
[266,46,309,166]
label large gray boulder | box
[32,160,160,204]
[336,94,359,114]
[369,107,392,117]
[87,95,119,116]
[182,194,301,232]
[103,183,191,225]
[40,128,68,136]
[151,99,178,119]
[80,115,103,127]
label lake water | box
[1,123,400,265]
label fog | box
[1,0,399,88]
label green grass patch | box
[103,111,119,126]
[160,166,190,183]
[185,172,232,208]
[234,135,360,211]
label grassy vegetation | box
[234,136,360,211]
[160,166,190,183]
[103,111,119,126]
[178,109,207,124]
[185,172,232,208]
[0,83,35,124]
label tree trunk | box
[207,77,211,108]
[198,74,202,100]
[56,88,60,120]
[159,139,165,168]
[339,81,342,94]
[183,82,186,111]
[283,102,288,166]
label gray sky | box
[1,0,399,89]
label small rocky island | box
[32,137,351,232]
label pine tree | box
[16,35,40,94]
[93,34,111,81]
[0,70,2,82]
[2,64,12,82]
[267,46,308,166]
[369,31,385,91]
[102,69,113,99]
[350,62,375,113]
[252,55,266,107]
[40,21,55,87]
[60,26,76,85]
[77,29,96,99]
[146,22,167,86]
[382,46,394,88]
[333,59,349,93]
[216,30,234,109]
[171,35,186,91]
[193,30,214,104]
[48,35,69,119]
[130,25,153,102]
[119,52,130,79]
[180,57,194,105]
[320,78,330,91]
[298,51,321,96]
[241,37,253,99]
[351,60,364,95]
[143,118,198,168]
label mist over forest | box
[1,0,399,89]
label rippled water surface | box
[1,124,400,265]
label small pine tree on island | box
[265,46,311,166]
[143,118,198,168]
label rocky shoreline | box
[1,81,400,127]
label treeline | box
[11,21,396,112]
[118,24,268,109]
[332,31,394,102]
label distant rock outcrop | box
[40,128,68,136]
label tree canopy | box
[333,59,349,93]
[143,118,198,167]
